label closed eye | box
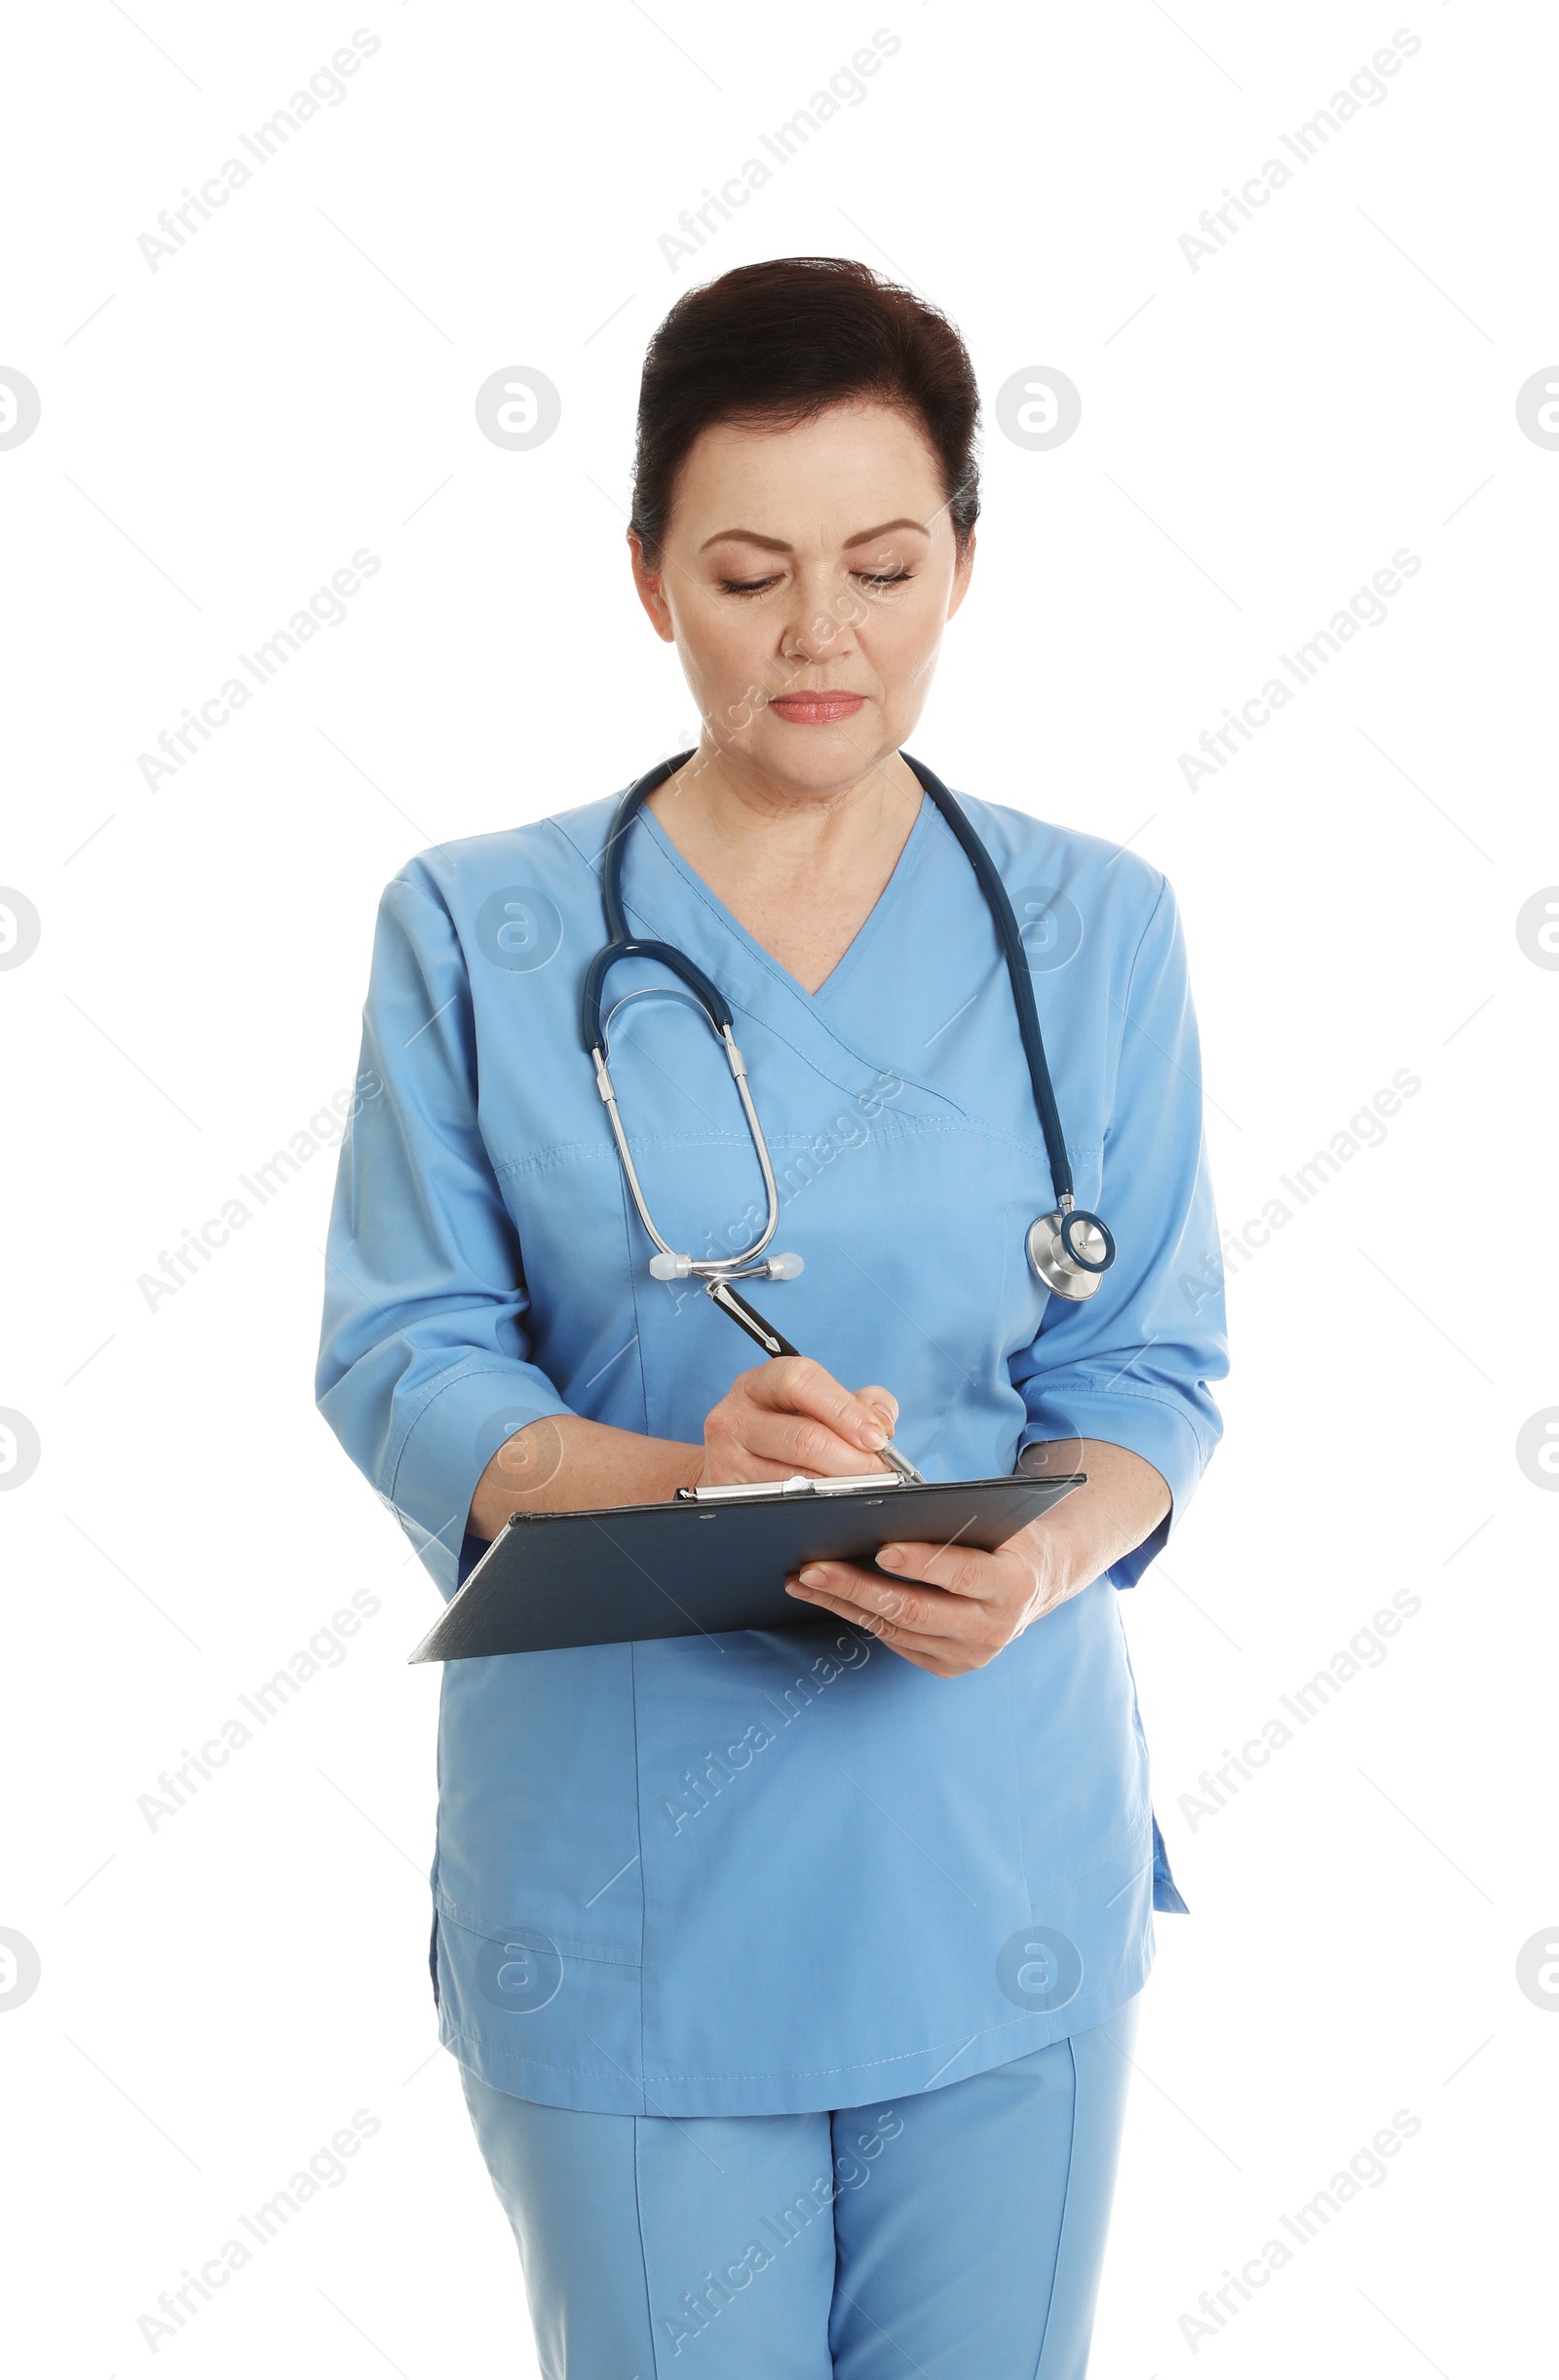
[717,568,916,596]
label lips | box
[767,693,866,724]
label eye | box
[718,575,781,597]
[855,569,914,589]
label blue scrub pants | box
[458,1991,1140,2378]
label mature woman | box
[318,256,1226,2379]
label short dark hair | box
[629,256,980,566]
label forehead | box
[671,400,949,544]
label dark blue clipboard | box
[407,1470,1085,1661]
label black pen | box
[704,1277,927,1485]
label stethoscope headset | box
[581,750,1116,1385]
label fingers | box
[783,1564,972,1675]
[703,1396,883,1482]
[785,1541,1047,1670]
[873,1536,1002,1603]
[702,1363,906,1490]
[741,1357,896,1459]
[786,1555,967,1641]
[856,1384,900,1431]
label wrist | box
[1015,1491,1133,1605]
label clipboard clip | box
[675,1472,908,1504]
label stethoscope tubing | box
[900,754,1076,1209]
[580,747,1115,1323]
[586,746,1080,1210]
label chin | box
[736,715,893,790]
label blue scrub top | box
[316,772,1228,2117]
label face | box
[629,399,973,799]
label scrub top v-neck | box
[316,768,1228,2119]
[634,778,933,1010]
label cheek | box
[672,600,774,711]
[861,591,946,687]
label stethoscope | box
[581,751,1116,1475]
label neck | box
[651,738,923,876]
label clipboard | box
[407,1469,1085,1662]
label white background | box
[2,1,1555,2372]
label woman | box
[317,256,1226,2378]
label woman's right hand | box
[696,1358,900,1490]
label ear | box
[627,531,676,642]
[945,530,976,623]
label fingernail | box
[799,1567,826,1588]
[857,1421,888,1450]
[877,1546,905,1568]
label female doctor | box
[317,256,1227,2378]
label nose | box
[780,573,859,666]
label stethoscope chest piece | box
[1026,1203,1116,1302]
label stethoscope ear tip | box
[647,1250,803,1283]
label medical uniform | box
[316,770,1226,2370]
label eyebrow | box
[698,516,932,554]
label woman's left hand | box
[782,1438,1171,1679]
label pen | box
[705,1278,928,1485]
